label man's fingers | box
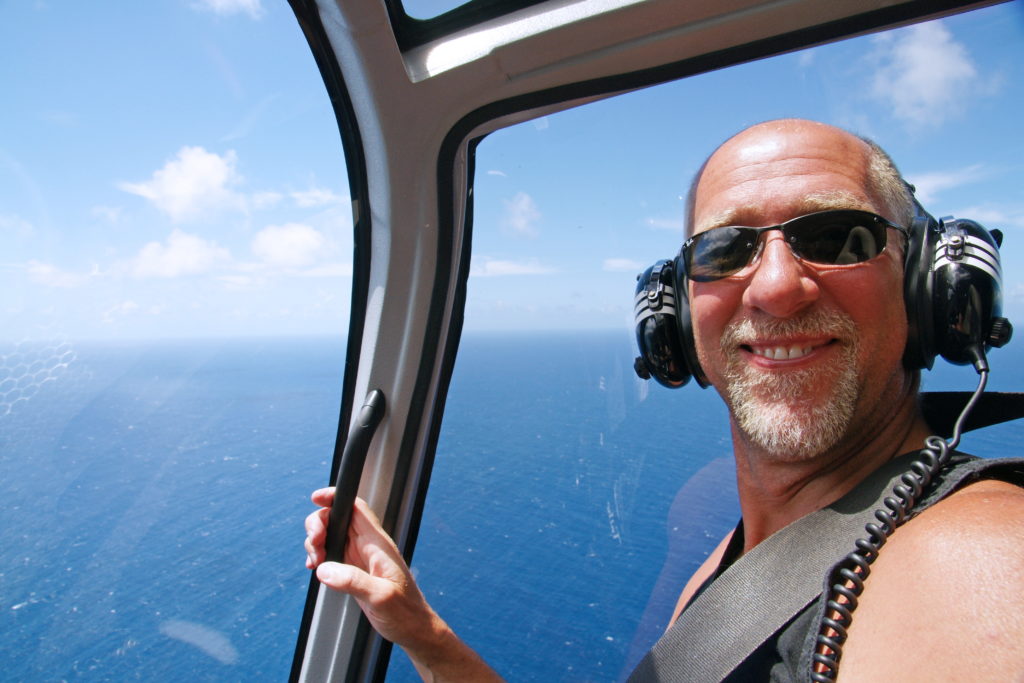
[306,494,397,572]
[305,507,328,536]
[305,507,332,567]
[349,498,397,548]
[311,486,335,507]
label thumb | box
[316,561,376,599]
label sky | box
[3,0,1024,341]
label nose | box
[741,232,819,317]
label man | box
[305,119,1024,680]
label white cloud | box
[191,0,263,19]
[471,258,554,277]
[952,206,1024,230]
[501,192,540,237]
[646,217,684,232]
[869,21,990,128]
[118,147,244,222]
[603,258,644,273]
[131,229,230,278]
[102,300,140,323]
[221,94,280,142]
[251,223,326,268]
[906,165,985,204]
[26,261,88,288]
[296,263,353,278]
[40,110,78,127]
[0,214,34,237]
[250,191,283,210]
[291,187,344,208]
[218,274,259,290]
[487,170,508,178]
[91,205,123,223]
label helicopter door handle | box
[324,389,386,563]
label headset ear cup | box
[930,218,1009,365]
[634,260,704,388]
[903,213,937,370]
[673,260,710,388]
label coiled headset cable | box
[810,350,990,682]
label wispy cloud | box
[118,147,245,222]
[251,223,326,268]
[250,191,283,210]
[646,217,684,232]
[291,187,344,208]
[39,110,78,127]
[191,0,263,20]
[130,229,231,278]
[869,21,996,128]
[221,94,280,142]
[0,213,35,237]
[26,261,90,288]
[102,300,141,323]
[91,205,123,224]
[906,164,985,204]
[471,258,554,277]
[294,263,352,278]
[501,192,541,237]
[603,258,644,273]
[952,205,1024,230]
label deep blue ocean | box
[1,332,1021,681]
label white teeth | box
[752,345,813,360]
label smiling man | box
[305,119,1024,682]
[636,119,1024,681]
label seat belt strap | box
[628,453,1023,682]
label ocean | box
[1,332,1020,681]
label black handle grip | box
[324,389,386,563]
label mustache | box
[720,309,857,349]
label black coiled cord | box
[810,366,989,682]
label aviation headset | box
[633,192,1013,388]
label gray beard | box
[721,311,860,461]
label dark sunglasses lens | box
[790,212,887,265]
[686,227,758,282]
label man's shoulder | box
[912,474,1024,532]
[837,477,1024,680]
[889,477,1024,571]
[864,476,1024,594]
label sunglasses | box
[679,209,908,283]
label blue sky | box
[3,1,1023,340]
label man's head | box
[684,121,913,239]
[685,119,918,461]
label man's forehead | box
[690,124,875,234]
[695,191,875,233]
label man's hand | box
[304,489,441,647]
[303,488,504,683]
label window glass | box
[388,4,1024,679]
[400,0,475,20]
[1,2,350,679]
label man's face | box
[689,122,911,461]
